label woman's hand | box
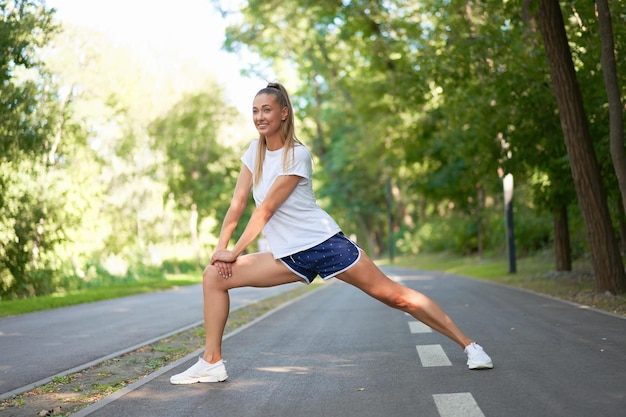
[210,250,237,278]
[211,249,238,263]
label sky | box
[46,0,267,115]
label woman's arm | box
[214,166,253,251]
[211,174,301,265]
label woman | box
[170,82,493,384]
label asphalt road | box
[71,266,626,417]
[0,282,302,399]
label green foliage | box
[0,0,59,158]
[149,89,246,240]
[78,261,166,288]
[0,2,73,299]
[510,204,553,256]
[222,0,624,266]
[411,214,486,255]
[0,4,241,299]
[161,259,202,274]
[0,270,202,318]
[2,0,625,300]
[395,195,554,258]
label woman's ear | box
[281,106,288,121]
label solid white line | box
[416,344,452,367]
[433,392,486,417]
[408,321,432,333]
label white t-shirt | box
[241,140,341,259]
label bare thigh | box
[205,252,303,291]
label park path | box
[0,282,301,399]
[76,266,626,417]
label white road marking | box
[433,393,486,417]
[404,294,484,416]
[416,344,452,367]
[408,321,432,333]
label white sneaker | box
[464,343,493,370]
[170,357,228,384]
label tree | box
[218,0,625,266]
[223,0,415,253]
[537,0,626,293]
[0,0,69,298]
[0,0,58,158]
[595,0,626,229]
[149,89,245,253]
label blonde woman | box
[170,82,493,384]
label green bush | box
[82,260,165,288]
[161,259,202,274]
[396,204,558,258]
[411,215,483,255]
[132,264,166,281]
[510,206,553,256]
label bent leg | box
[202,252,302,363]
[337,253,472,349]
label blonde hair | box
[253,82,301,186]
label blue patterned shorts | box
[279,233,361,284]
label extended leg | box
[337,253,493,369]
[338,254,472,347]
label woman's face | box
[252,93,287,138]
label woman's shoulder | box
[293,141,311,157]
[242,139,258,154]
[240,139,258,164]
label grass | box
[0,272,203,318]
[385,251,626,317]
[2,252,625,319]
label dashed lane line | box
[416,344,453,367]
[407,314,486,416]
[408,320,433,333]
[396,277,487,417]
[433,393,486,417]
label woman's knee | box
[383,287,424,313]
[202,265,224,290]
[386,292,411,311]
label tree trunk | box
[553,205,572,271]
[537,0,626,293]
[596,0,626,218]
[616,200,626,253]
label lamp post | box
[503,174,516,273]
